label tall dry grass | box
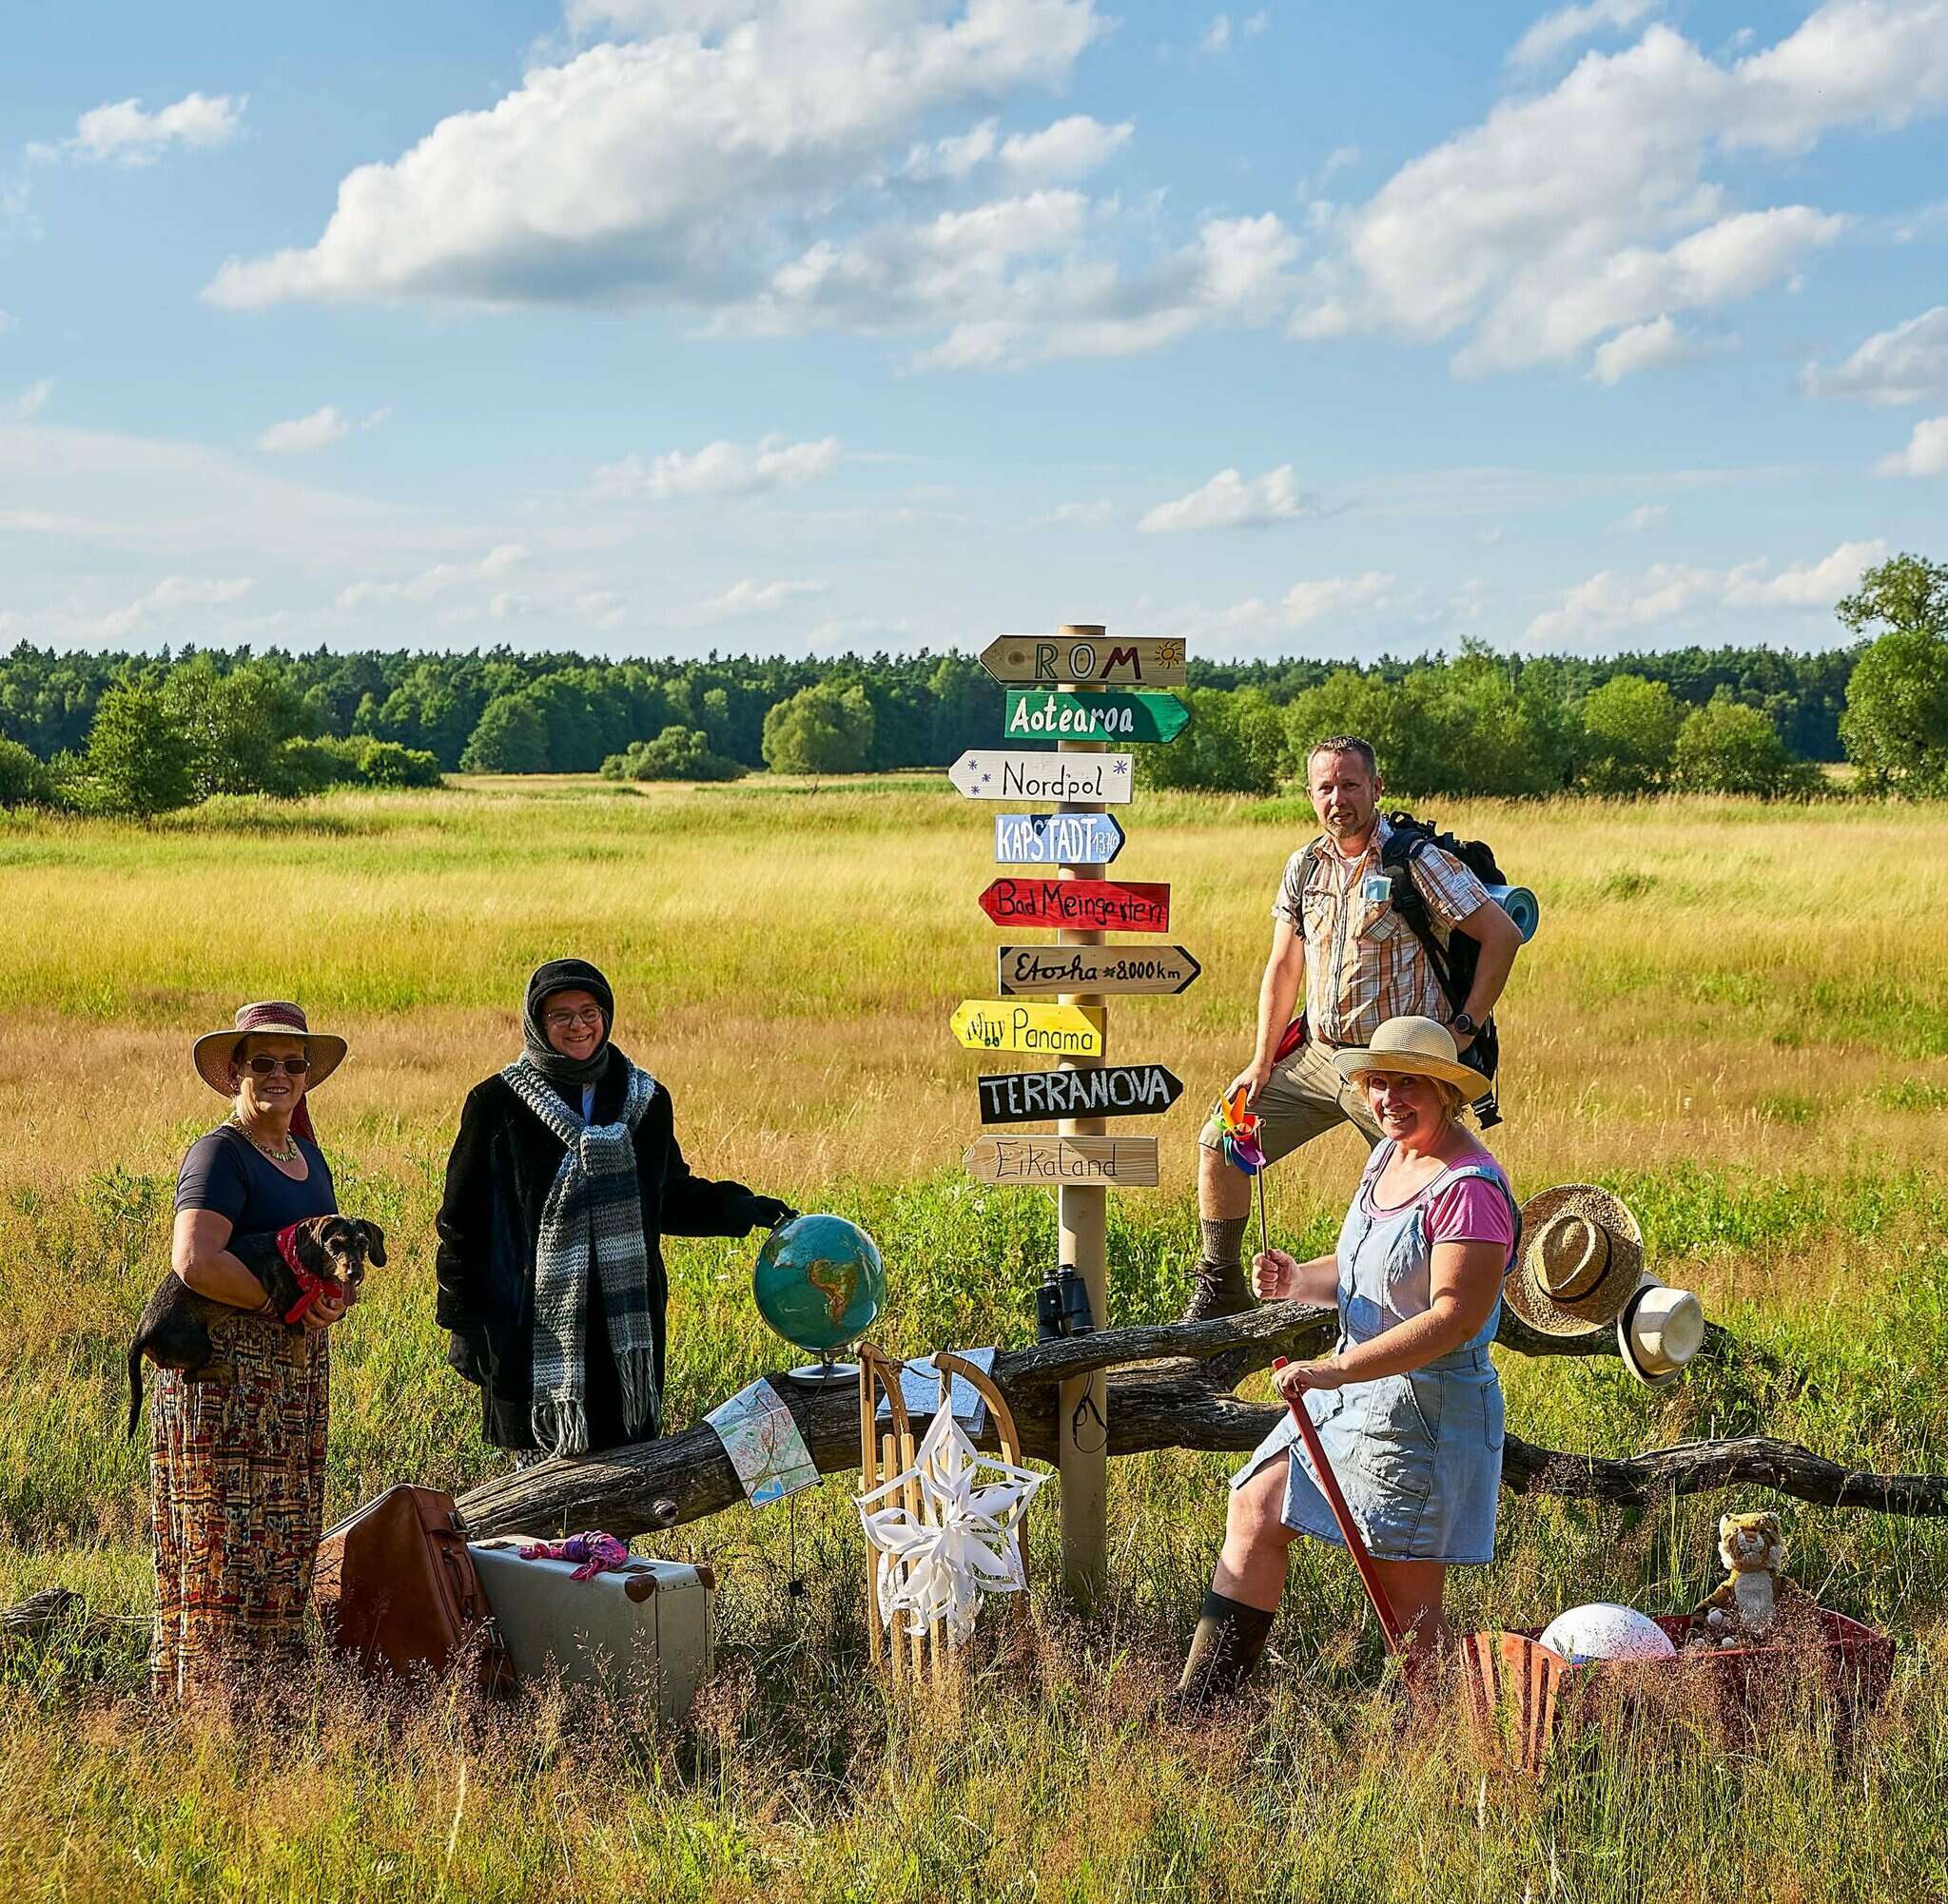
[3,779,1947,1900]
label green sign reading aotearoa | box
[1003,689,1191,745]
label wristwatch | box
[1451,1011,1478,1040]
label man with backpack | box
[1182,734,1525,1322]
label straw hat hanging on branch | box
[1503,1185,1645,1338]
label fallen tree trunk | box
[454,1304,1935,1541]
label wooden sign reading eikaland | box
[949,750,1134,806]
[979,634,1188,689]
[997,943,1201,997]
[949,999,1107,1058]
[963,1136,1160,1188]
[977,1064,1184,1124]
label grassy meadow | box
[4,775,1948,1901]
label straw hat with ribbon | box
[1616,1277,1706,1387]
[191,1001,347,1099]
[1504,1183,1645,1336]
[1332,1015,1491,1100]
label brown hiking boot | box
[1180,1260,1256,1324]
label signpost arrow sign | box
[1003,689,1191,746]
[978,877,1170,934]
[996,943,1200,997]
[977,1064,1184,1125]
[949,999,1107,1059]
[949,749,1134,806]
[993,810,1125,866]
[979,634,1188,690]
[963,1136,1160,1188]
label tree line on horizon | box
[1,554,1943,817]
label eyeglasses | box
[544,1007,605,1031]
[242,1055,311,1076]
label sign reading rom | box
[979,635,1188,690]
[1003,690,1190,745]
[949,750,1134,806]
[996,943,1200,997]
[977,1064,1184,1125]
[949,999,1107,1058]
[963,1136,1160,1187]
[978,878,1170,934]
[993,811,1125,866]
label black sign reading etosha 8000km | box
[977,1064,1185,1125]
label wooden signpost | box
[977,878,1169,933]
[951,624,1194,1612]
[1003,690,1190,746]
[979,633,1188,689]
[948,999,1106,1059]
[993,811,1125,866]
[977,1064,1183,1124]
[949,750,1134,806]
[962,1136,1160,1188]
[996,943,1200,997]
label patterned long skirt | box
[148,1311,330,1699]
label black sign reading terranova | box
[977,1063,1185,1125]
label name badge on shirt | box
[1360,871,1393,904]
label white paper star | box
[856,1408,1044,1645]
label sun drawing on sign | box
[856,1408,1044,1644]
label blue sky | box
[3,0,1945,661]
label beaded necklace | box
[230,1113,301,1165]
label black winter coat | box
[435,1050,756,1451]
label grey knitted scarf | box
[501,1054,659,1459]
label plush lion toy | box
[1686,1510,1815,1650]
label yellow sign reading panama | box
[948,999,1107,1058]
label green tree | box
[161,656,312,798]
[761,683,875,774]
[601,726,748,782]
[1139,688,1285,793]
[460,692,551,773]
[81,683,195,817]
[1674,692,1821,797]
[0,736,51,806]
[1837,553,1948,794]
[1577,674,1686,793]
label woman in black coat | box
[436,959,791,1461]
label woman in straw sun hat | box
[1175,1016,1519,1709]
[154,1001,357,1699]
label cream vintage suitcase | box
[468,1539,714,1722]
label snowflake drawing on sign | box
[855,1408,1045,1644]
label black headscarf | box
[520,958,617,1094]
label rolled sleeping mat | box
[1486,883,1539,942]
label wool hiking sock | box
[1182,1214,1254,1321]
[1170,1590,1276,1712]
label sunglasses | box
[241,1055,311,1076]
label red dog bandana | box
[275,1222,345,1325]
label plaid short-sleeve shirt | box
[1272,817,1490,1047]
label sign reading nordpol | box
[948,749,1135,805]
[977,1064,1184,1125]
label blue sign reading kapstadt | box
[992,810,1126,866]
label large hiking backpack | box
[1377,811,1509,1127]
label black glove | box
[733,1194,797,1234]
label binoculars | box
[1035,1263,1095,1341]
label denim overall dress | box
[1232,1143,1517,1565]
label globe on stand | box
[751,1214,886,1387]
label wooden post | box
[1055,624,1110,1609]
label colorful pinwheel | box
[1213,1084,1272,1260]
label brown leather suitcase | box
[314,1484,506,1689]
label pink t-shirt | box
[1365,1154,1517,1263]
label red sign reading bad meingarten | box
[977,878,1170,933]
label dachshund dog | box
[127,1214,385,1436]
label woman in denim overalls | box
[1174,1017,1518,1710]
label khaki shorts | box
[1198,1039,1381,1165]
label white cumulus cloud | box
[255,405,388,455]
[1876,414,1948,476]
[591,433,841,498]
[1139,463,1317,533]
[101,573,253,639]
[698,577,828,616]
[1589,315,1723,383]
[43,92,245,165]
[1508,0,1657,69]
[1526,537,1887,644]
[12,379,51,420]
[338,543,528,610]
[1622,501,1669,531]
[1803,305,1948,404]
